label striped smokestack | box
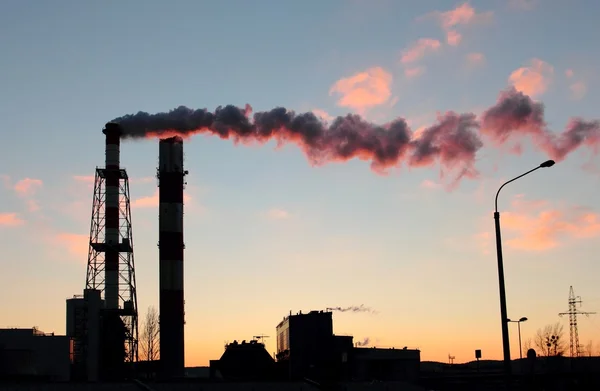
[158,136,186,378]
[102,123,121,310]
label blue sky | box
[1,0,600,365]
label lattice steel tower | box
[85,123,139,364]
[558,286,595,357]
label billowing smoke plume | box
[326,304,376,314]
[356,337,371,347]
[111,105,480,180]
[111,87,600,181]
[480,88,600,161]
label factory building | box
[276,310,337,381]
[209,340,277,381]
[66,289,103,381]
[275,310,420,384]
[0,328,70,381]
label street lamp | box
[494,160,555,381]
[507,317,528,360]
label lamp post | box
[494,160,555,382]
[507,317,528,360]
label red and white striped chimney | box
[158,136,186,378]
[102,123,121,310]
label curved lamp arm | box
[494,160,555,213]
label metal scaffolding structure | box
[85,166,139,363]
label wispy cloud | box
[400,38,441,64]
[420,179,443,190]
[5,177,44,212]
[420,3,493,46]
[131,189,193,209]
[54,232,90,262]
[73,175,95,183]
[564,69,587,100]
[466,52,485,67]
[329,67,393,113]
[13,178,43,197]
[312,108,334,123]
[508,58,554,97]
[132,191,160,208]
[446,30,462,46]
[0,212,25,227]
[266,208,292,220]
[565,69,574,79]
[569,81,587,101]
[404,66,425,79]
[500,195,600,251]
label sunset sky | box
[1,0,600,366]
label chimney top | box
[103,122,122,136]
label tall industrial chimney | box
[158,136,186,378]
[102,123,121,310]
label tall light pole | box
[507,317,528,359]
[494,160,555,382]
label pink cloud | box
[400,38,441,64]
[569,81,587,100]
[561,68,587,101]
[329,67,393,113]
[132,189,192,209]
[420,179,442,190]
[73,175,95,183]
[266,208,291,220]
[55,233,89,262]
[312,108,334,122]
[446,30,462,46]
[563,68,587,100]
[439,3,477,28]
[466,52,485,66]
[0,212,25,227]
[500,196,600,251]
[508,58,554,97]
[8,177,43,212]
[25,200,40,213]
[13,178,43,197]
[421,3,492,46]
[404,66,425,79]
[565,69,574,79]
[131,176,155,184]
[132,191,160,208]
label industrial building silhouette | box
[208,310,420,384]
[0,309,421,385]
